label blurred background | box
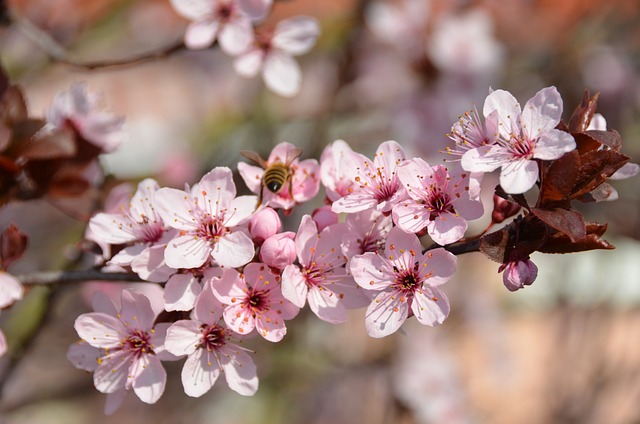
[1,0,640,422]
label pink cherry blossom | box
[233,16,320,97]
[73,289,177,404]
[154,167,256,269]
[349,227,457,338]
[320,139,356,202]
[259,232,296,270]
[45,82,124,153]
[311,205,338,232]
[393,160,484,245]
[341,209,393,259]
[89,178,175,282]
[500,258,538,292]
[165,282,258,397]
[170,0,271,54]
[446,105,498,157]
[331,140,408,214]
[461,86,576,194]
[281,216,370,324]
[237,142,320,211]
[212,263,299,342]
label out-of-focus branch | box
[9,9,187,70]
[17,269,146,286]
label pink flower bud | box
[500,259,538,292]
[249,207,281,245]
[311,205,338,232]
[260,232,296,269]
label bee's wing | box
[285,148,303,165]
[240,150,268,168]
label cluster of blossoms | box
[169,0,321,97]
[0,74,633,413]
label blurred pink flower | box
[349,227,457,338]
[170,0,271,54]
[393,160,483,245]
[233,16,320,97]
[282,216,369,324]
[0,271,23,309]
[165,283,258,397]
[155,167,256,269]
[45,82,124,153]
[461,86,576,194]
[73,289,177,404]
[331,140,408,214]
[211,263,299,342]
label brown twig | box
[16,269,146,286]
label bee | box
[240,147,303,209]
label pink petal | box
[104,390,127,416]
[307,286,346,324]
[219,345,258,396]
[483,89,521,140]
[154,188,200,231]
[262,51,301,97]
[164,234,211,269]
[149,323,180,361]
[392,202,429,234]
[66,340,101,371]
[412,288,450,326]
[610,162,640,180]
[272,16,320,55]
[460,145,502,173]
[237,0,272,21]
[181,347,221,397]
[331,192,378,214]
[74,313,125,349]
[365,291,409,338]
[88,213,138,244]
[196,167,236,212]
[419,248,457,287]
[533,129,576,160]
[223,303,255,336]
[169,0,213,20]
[129,178,161,222]
[185,20,220,50]
[218,16,254,55]
[131,245,175,283]
[281,265,309,308]
[374,140,406,177]
[120,289,155,331]
[294,215,318,266]
[109,244,145,267]
[93,350,130,393]
[233,49,265,79]
[131,356,167,404]
[521,86,563,139]
[0,272,23,308]
[165,320,202,356]
[225,195,258,227]
[397,158,432,199]
[349,253,392,290]
[194,280,224,324]
[211,267,246,304]
[427,212,468,245]
[291,159,321,203]
[255,310,287,342]
[211,231,254,267]
[499,159,538,194]
[384,226,423,259]
[164,274,202,311]
[91,291,118,316]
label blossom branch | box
[9,8,187,70]
[425,238,482,256]
[16,269,146,286]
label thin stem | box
[16,269,146,286]
[424,238,482,256]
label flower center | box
[392,263,422,294]
[198,216,227,241]
[245,290,270,314]
[123,330,154,358]
[200,324,226,350]
[508,135,534,159]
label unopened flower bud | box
[312,205,338,232]
[249,208,281,245]
[491,195,521,224]
[260,232,296,269]
[500,259,538,292]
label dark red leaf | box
[0,85,28,124]
[15,127,76,160]
[538,234,615,253]
[573,132,601,155]
[47,173,91,198]
[568,91,599,133]
[585,129,622,152]
[531,208,586,242]
[538,151,580,204]
[480,228,510,264]
[571,149,629,200]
